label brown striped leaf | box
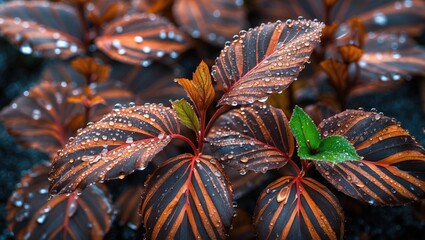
[7,164,114,240]
[96,13,190,65]
[253,0,425,36]
[253,176,344,240]
[172,0,248,46]
[357,33,425,83]
[0,1,84,58]
[0,81,86,158]
[316,110,425,205]
[116,186,144,230]
[225,167,268,200]
[140,154,234,240]
[212,19,323,106]
[109,62,187,104]
[85,0,129,26]
[207,104,294,172]
[49,103,180,195]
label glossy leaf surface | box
[96,13,190,65]
[0,81,85,157]
[208,104,294,172]
[212,19,323,106]
[290,105,321,150]
[172,99,200,133]
[254,176,344,240]
[141,154,234,240]
[0,1,84,58]
[173,0,248,46]
[7,164,113,240]
[316,110,425,205]
[253,0,425,35]
[49,103,180,195]
[358,33,425,83]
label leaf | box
[172,0,248,46]
[289,105,321,151]
[172,99,200,133]
[208,104,294,172]
[212,19,323,106]
[225,167,269,200]
[116,186,144,230]
[109,62,187,104]
[300,135,361,163]
[0,1,84,59]
[7,164,114,239]
[140,154,234,239]
[177,61,215,113]
[95,13,190,65]
[316,110,425,205]
[86,0,128,25]
[0,81,86,157]
[357,33,425,83]
[253,0,425,36]
[338,45,363,63]
[253,176,344,240]
[319,59,348,92]
[71,57,111,83]
[49,103,180,195]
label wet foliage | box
[0,0,425,239]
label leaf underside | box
[316,110,425,205]
[140,154,234,240]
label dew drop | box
[36,213,47,224]
[32,109,41,120]
[373,12,387,26]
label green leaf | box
[289,106,321,151]
[172,99,200,133]
[299,136,361,163]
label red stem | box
[171,134,199,156]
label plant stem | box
[171,134,199,156]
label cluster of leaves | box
[0,0,425,239]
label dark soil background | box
[0,13,425,240]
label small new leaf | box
[172,99,200,133]
[290,106,321,151]
[177,61,215,113]
[301,136,361,163]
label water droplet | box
[134,36,143,43]
[36,213,47,224]
[67,199,78,217]
[12,192,24,207]
[158,132,165,140]
[126,137,133,144]
[239,169,247,175]
[32,109,41,120]
[213,10,221,18]
[373,12,387,26]
[20,42,32,54]
[240,157,249,163]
